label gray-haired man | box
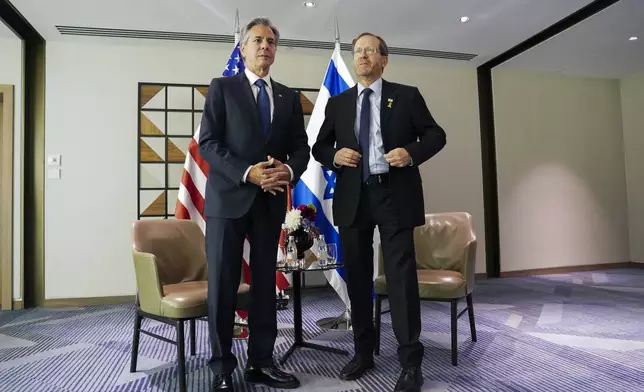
[198,16,309,391]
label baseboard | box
[44,295,135,307]
[12,300,23,309]
[475,273,488,279]
[500,261,637,278]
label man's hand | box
[247,160,273,187]
[385,148,411,167]
[334,148,361,168]
[261,156,291,195]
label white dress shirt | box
[242,68,293,183]
[244,68,274,121]
[355,78,389,175]
[334,78,413,171]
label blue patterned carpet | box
[2,268,644,391]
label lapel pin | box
[387,98,393,108]
[278,94,283,98]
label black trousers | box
[205,191,282,375]
[339,180,424,367]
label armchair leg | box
[466,293,477,342]
[130,312,143,373]
[176,321,187,392]
[375,295,382,356]
[450,300,458,366]
[189,319,196,356]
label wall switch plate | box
[47,154,61,166]
[48,168,61,179]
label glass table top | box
[277,261,343,272]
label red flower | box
[296,204,316,222]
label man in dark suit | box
[198,17,309,391]
[312,32,446,392]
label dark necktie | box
[359,88,373,182]
[255,79,270,136]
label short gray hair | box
[240,17,280,45]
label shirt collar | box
[357,77,382,98]
[245,68,272,90]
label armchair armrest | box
[461,239,477,293]
[132,249,164,315]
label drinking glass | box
[327,243,338,265]
[276,245,287,268]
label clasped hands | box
[334,147,411,167]
[248,156,291,195]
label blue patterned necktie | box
[255,79,270,136]
[359,88,373,182]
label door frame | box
[0,84,14,310]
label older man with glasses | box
[312,32,447,392]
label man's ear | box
[240,43,247,60]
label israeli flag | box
[292,42,356,309]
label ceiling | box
[5,0,643,77]
[500,0,644,78]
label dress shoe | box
[394,366,423,392]
[243,363,300,389]
[339,355,374,381]
[212,374,233,391]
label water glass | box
[327,243,338,264]
[276,245,287,268]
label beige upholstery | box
[375,212,477,299]
[132,219,208,319]
[130,219,251,392]
[374,212,478,366]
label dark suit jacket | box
[312,79,446,228]
[198,72,310,219]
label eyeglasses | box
[353,47,379,57]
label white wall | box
[0,36,24,301]
[493,69,630,272]
[392,56,486,274]
[44,37,485,299]
[620,71,644,263]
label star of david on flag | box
[323,168,336,200]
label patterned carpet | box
[2,268,644,391]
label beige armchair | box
[129,219,251,392]
[374,212,477,366]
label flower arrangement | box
[283,203,319,236]
[283,203,320,260]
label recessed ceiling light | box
[459,16,470,23]
[629,36,639,41]
[304,1,316,7]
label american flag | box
[175,42,292,321]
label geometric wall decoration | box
[138,82,198,220]
[299,88,318,130]
[137,82,319,220]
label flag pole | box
[315,16,353,331]
[234,8,240,44]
